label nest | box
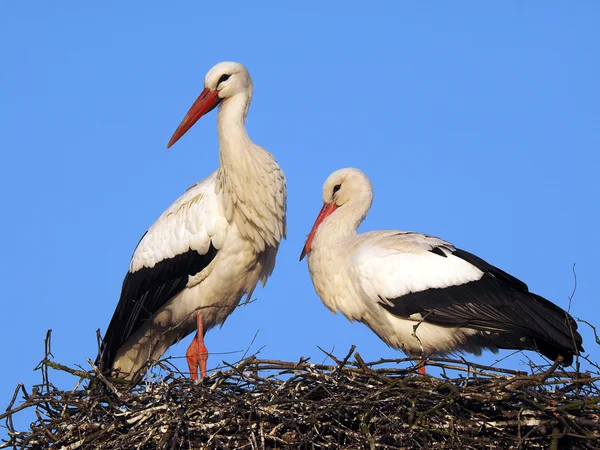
[2,335,600,450]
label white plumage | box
[352,233,483,302]
[301,168,582,365]
[98,62,286,380]
[131,173,227,272]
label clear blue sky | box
[1,1,599,434]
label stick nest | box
[2,341,600,449]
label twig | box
[2,336,599,450]
[578,319,600,345]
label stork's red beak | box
[300,202,339,261]
[167,88,221,149]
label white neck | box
[215,91,286,252]
[314,197,372,250]
[217,92,252,156]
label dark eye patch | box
[333,184,341,194]
[217,74,231,86]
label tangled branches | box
[2,340,600,449]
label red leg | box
[185,334,200,379]
[185,313,208,379]
[196,315,209,378]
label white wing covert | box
[130,172,228,272]
[351,232,483,305]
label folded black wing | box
[380,248,583,363]
[97,244,218,371]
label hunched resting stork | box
[97,62,286,380]
[301,168,583,367]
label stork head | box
[300,168,373,260]
[167,61,253,149]
[204,62,252,100]
[320,168,373,208]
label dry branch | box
[2,337,600,450]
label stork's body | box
[98,62,286,380]
[301,168,582,365]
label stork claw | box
[185,314,208,379]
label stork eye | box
[333,184,341,194]
[217,74,231,85]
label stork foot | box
[185,314,208,379]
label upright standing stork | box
[97,62,286,380]
[301,168,582,367]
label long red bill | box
[299,202,339,261]
[167,88,221,149]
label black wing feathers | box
[97,243,218,371]
[381,247,583,364]
[428,247,448,258]
[451,248,528,291]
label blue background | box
[1,1,598,435]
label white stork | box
[97,62,286,380]
[300,168,583,368]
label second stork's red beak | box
[167,88,222,149]
[300,202,339,261]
